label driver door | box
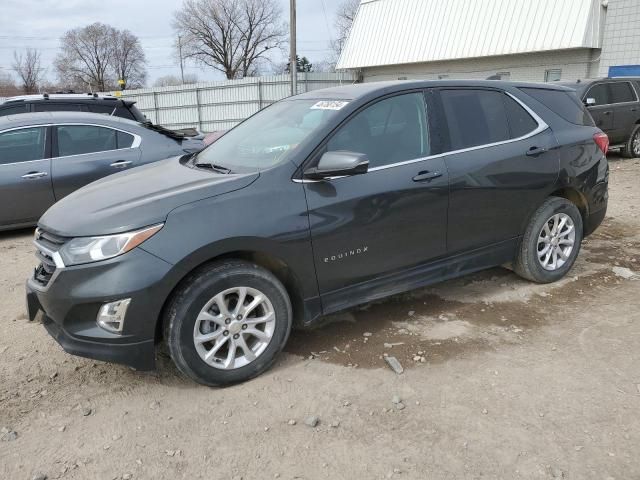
[302,91,449,311]
[0,126,55,228]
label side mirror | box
[585,97,596,107]
[303,151,369,180]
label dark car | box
[26,80,609,386]
[560,77,640,157]
[0,111,204,230]
[0,93,148,122]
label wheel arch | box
[549,187,589,224]
[154,249,307,344]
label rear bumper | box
[584,203,607,237]
[26,247,174,371]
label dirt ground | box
[1,155,639,480]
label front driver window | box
[326,93,429,169]
[0,127,46,164]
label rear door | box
[435,88,560,254]
[584,83,614,135]
[51,124,141,200]
[607,81,640,143]
[304,91,449,301]
[0,126,55,227]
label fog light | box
[96,299,131,334]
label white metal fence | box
[102,72,358,132]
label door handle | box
[412,171,443,182]
[603,111,612,116]
[526,146,547,157]
[110,160,132,168]
[21,172,48,179]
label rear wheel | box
[165,260,292,386]
[621,125,640,158]
[514,197,583,283]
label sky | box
[0,0,345,87]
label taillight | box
[593,132,609,155]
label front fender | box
[139,173,319,303]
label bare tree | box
[54,23,147,91]
[0,72,21,97]
[173,0,287,80]
[112,29,147,89]
[153,73,199,87]
[12,48,44,93]
[55,23,116,91]
[330,0,359,65]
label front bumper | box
[26,247,174,371]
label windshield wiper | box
[195,162,232,174]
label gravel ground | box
[1,155,639,480]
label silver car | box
[0,111,204,230]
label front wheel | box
[165,260,292,386]
[514,197,583,283]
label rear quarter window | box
[503,95,538,138]
[519,88,594,127]
[88,104,116,115]
[114,105,137,120]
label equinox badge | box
[324,247,369,263]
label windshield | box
[195,99,348,172]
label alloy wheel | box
[536,213,576,271]
[633,130,640,157]
[193,286,276,369]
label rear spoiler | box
[141,122,203,141]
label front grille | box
[33,228,68,287]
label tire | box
[621,125,640,158]
[514,197,583,284]
[165,260,292,387]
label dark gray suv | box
[561,77,640,157]
[26,80,609,386]
[0,93,147,122]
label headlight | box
[59,224,163,266]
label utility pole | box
[289,0,297,96]
[178,35,185,84]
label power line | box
[320,0,334,43]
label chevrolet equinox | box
[26,81,609,386]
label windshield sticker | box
[311,100,349,111]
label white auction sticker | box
[310,100,349,110]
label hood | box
[39,156,258,237]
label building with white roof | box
[337,0,640,83]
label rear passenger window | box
[440,89,510,150]
[0,104,29,116]
[33,103,84,112]
[519,88,595,126]
[609,82,637,104]
[503,95,538,138]
[56,125,117,157]
[327,93,429,169]
[117,131,135,148]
